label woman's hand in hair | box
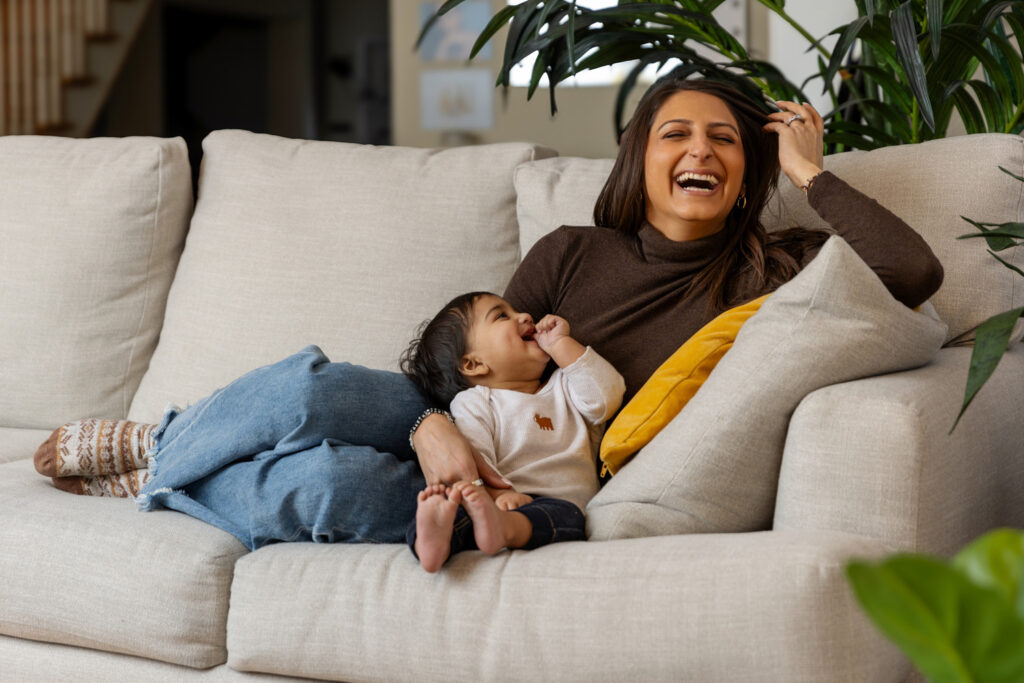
[412,413,511,489]
[764,100,824,192]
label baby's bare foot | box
[414,485,460,573]
[455,481,507,555]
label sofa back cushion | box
[514,133,1024,343]
[129,131,555,422]
[0,136,192,429]
[768,133,1024,343]
[514,156,613,258]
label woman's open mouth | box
[675,171,721,195]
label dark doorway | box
[163,6,270,186]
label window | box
[505,0,747,88]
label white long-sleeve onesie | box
[450,347,625,511]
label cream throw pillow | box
[587,236,947,539]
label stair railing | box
[1,0,113,136]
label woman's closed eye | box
[663,131,734,144]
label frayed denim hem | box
[134,486,182,511]
[134,403,182,511]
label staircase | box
[0,0,153,137]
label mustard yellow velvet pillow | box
[599,294,770,475]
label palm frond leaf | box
[892,1,935,131]
[926,0,944,57]
[958,217,1024,251]
[952,306,1024,431]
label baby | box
[401,291,624,572]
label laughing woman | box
[34,75,942,550]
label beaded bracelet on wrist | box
[408,408,455,454]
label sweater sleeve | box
[560,347,626,426]
[503,228,569,322]
[805,171,944,308]
[450,389,501,474]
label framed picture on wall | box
[419,68,493,131]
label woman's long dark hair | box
[594,76,827,314]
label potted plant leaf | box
[847,528,1024,682]
[952,167,1024,430]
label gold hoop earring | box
[736,194,747,210]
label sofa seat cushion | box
[226,531,901,681]
[0,135,192,430]
[0,634,310,682]
[0,460,247,669]
[586,237,947,539]
[129,132,555,422]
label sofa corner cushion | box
[0,135,192,429]
[514,155,615,256]
[0,459,246,669]
[129,131,554,422]
[586,236,948,540]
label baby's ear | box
[460,355,488,378]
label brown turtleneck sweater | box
[504,171,944,404]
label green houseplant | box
[420,0,1024,149]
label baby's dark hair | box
[400,291,492,406]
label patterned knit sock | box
[51,469,151,498]
[35,419,156,478]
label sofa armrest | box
[774,345,1024,556]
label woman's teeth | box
[675,172,720,191]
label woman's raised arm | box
[766,101,943,307]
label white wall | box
[766,0,858,113]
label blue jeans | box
[405,496,586,562]
[136,346,430,550]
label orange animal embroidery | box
[534,414,554,431]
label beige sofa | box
[1,129,1022,682]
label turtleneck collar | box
[637,221,731,268]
